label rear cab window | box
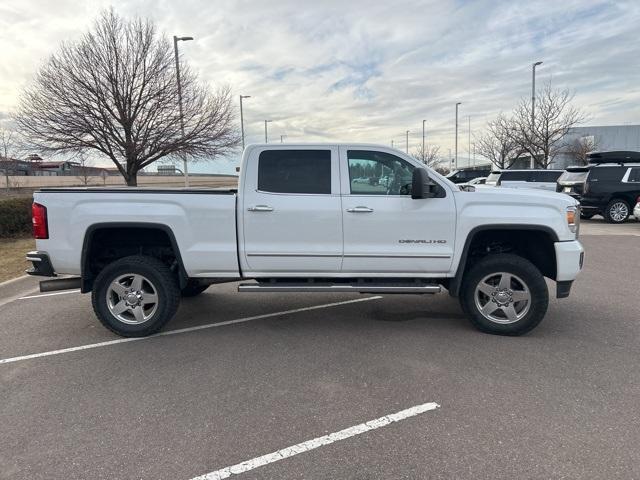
[500,171,529,182]
[258,150,332,194]
[529,171,563,182]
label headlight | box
[566,205,580,236]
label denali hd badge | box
[399,239,447,244]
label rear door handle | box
[247,205,274,212]
[346,206,374,213]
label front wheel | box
[92,255,181,337]
[604,199,630,223]
[460,254,549,336]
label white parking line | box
[189,402,440,480]
[18,290,80,300]
[0,296,382,365]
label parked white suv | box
[487,169,564,191]
[26,144,584,338]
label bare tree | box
[410,143,441,168]
[74,153,93,186]
[15,9,239,186]
[509,83,586,168]
[474,114,522,169]
[565,135,597,165]
[0,124,17,193]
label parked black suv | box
[557,151,640,223]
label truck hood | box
[458,185,579,208]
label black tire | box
[91,255,180,337]
[604,199,630,223]
[181,281,209,297]
[460,254,549,336]
[580,212,595,220]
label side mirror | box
[411,168,437,199]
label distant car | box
[457,176,487,191]
[486,169,564,191]
[468,176,486,185]
[557,151,640,223]
[446,168,491,184]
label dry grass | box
[0,236,35,282]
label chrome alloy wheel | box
[106,273,159,325]
[609,202,629,222]
[474,272,531,324]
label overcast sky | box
[1,0,639,172]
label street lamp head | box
[240,95,251,99]
[456,102,462,106]
[178,36,194,41]
[265,119,272,123]
[534,61,543,66]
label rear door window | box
[589,167,624,182]
[258,150,332,194]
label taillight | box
[32,202,49,239]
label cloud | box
[1,0,639,172]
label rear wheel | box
[604,199,630,223]
[92,255,180,337]
[460,254,548,336]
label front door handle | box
[247,205,274,212]
[346,206,374,213]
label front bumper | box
[25,251,56,277]
[554,240,584,298]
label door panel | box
[241,147,343,273]
[339,147,456,274]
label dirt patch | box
[0,237,35,282]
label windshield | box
[558,170,589,184]
[485,172,501,185]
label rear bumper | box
[554,240,584,297]
[25,251,56,277]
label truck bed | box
[33,188,240,278]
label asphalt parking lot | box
[1,220,639,480]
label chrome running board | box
[238,282,441,294]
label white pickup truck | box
[26,144,584,337]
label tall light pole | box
[173,35,194,187]
[264,120,272,143]
[391,140,394,148]
[531,61,543,168]
[239,95,251,150]
[455,102,461,170]
[405,130,410,154]
[422,119,426,159]
[280,135,287,143]
[468,115,471,168]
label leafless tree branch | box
[14,9,239,186]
